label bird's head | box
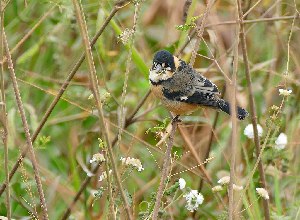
[149,50,180,83]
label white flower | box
[178,178,186,190]
[88,94,94,100]
[244,124,263,139]
[256,188,269,200]
[99,170,112,182]
[233,184,243,191]
[90,153,105,163]
[217,176,230,185]
[212,185,223,192]
[120,157,144,172]
[183,190,204,212]
[119,28,134,45]
[274,133,287,150]
[279,89,292,96]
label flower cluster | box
[88,94,94,100]
[217,176,230,185]
[118,28,135,45]
[279,88,292,96]
[99,170,112,182]
[212,185,223,192]
[120,157,144,172]
[233,184,243,191]
[274,133,287,150]
[244,124,263,139]
[256,188,269,200]
[213,176,243,192]
[90,153,105,164]
[183,190,204,212]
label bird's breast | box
[150,84,164,99]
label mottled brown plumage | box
[149,50,249,120]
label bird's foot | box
[171,115,181,124]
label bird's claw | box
[171,115,181,124]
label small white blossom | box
[88,94,94,100]
[118,28,134,45]
[178,178,186,190]
[90,153,105,164]
[233,184,244,191]
[279,89,292,96]
[256,188,269,200]
[99,170,112,182]
[120,157,144,172]
[244,124,263,139]
[274,133,287,150]
[217,176,230,185]
[183,190,204,212]
[212,185,223,192]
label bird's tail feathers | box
[217,99,249,120]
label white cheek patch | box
[149,69,173,83]
[180,96,188,101]
[149,69,159,82]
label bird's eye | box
[152,63,162,72]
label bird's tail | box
[217,99,249,120]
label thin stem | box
[11,6,56,55]
[189,0,215,66]
[228,8,240,219]
[103,150,115,220]
[117,1,140,159]
[71,1,115,219]
[152,119,179,220]
[60,90,150,220]
[0,1,11,218]
[182,0,192,23]
[176,15,298,56]
[3,29,49,220]
[0,0,128,197]
[177,126,212,184]
[71,0,132,219]
[198,88,225,193]
[236,0,270,219]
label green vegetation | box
[0,0,299,219]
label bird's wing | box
[162,68,220,107]
[193,72,220,94]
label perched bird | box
[149,50,249,120]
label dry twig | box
[0,0,130,197]
[236,0,270,219]
[71,0,133,219]
[228,9,239,219]
[0,1,11,218]
[152,119,179,220]
[3,29,49,220]
[61,90,150,220]
[189,0,215,66]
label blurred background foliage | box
[0,0,299,219]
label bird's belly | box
[161,98,198,115]
[151,85,198,115]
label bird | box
[149,50,249,120]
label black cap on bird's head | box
[152,50,175,71]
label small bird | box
[149,50,249,120]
